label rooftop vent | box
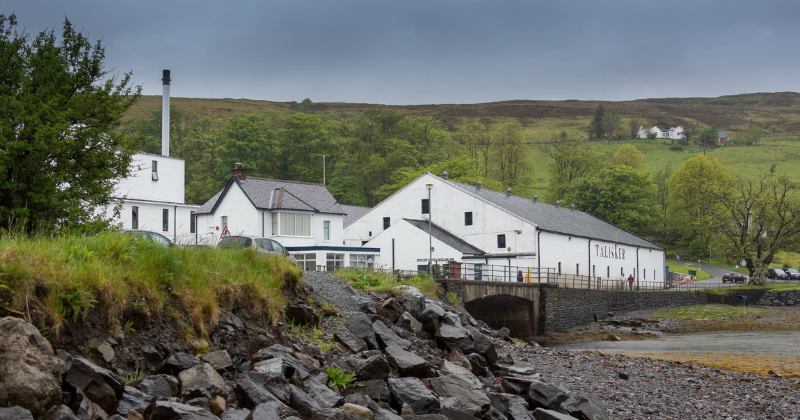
[477,180,482,189]
[555,200,561,207]
[442,170,448,180]
[533,194,538,202]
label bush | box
[669,145,683,152]
[335,269,440,297]
[0,231,300,336]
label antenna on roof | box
[442,170,448,180]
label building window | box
[162,209,169,232]
[323,220,330,241]
[464,212,472,226]
[497,234,506,248]
[417,264,428,274]
[131,206,139,230]
[190,211,195,234]
[350,254,375,269]
[558,262,561,274]
[576,264,579,275]
[593,265,596,277]
[607,266,610,278]
[421,199,429,214]
[644,269,646,279]
[383,217,390,230]
[152,160,159,181]
[621,267,624,276]
[326,253,344,270]
[274,212,312,236]
[295,253,316,271]
[221,216,228,230]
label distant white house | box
[637,125,685,140]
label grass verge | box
[653,304,769,320]
[664,262,711,280]
[0,231,300,336]
[705,283,800,295]
[335,268,441,297]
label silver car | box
[217,235,296,263]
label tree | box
[0,14,141,231]
[733,124,762,146]
[563,166,658,234]
[610,144,645,171]
[652,164,673,239]
[629,118,641,139]
[697,126,718,146]
[667,156,732,243]
[492,121,532,187]
[542,136,605,201]
[589,104,605,139]
[454,123,489,172]
[602,107,623,142]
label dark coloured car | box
[722,272,747,283]
[784,268,800,280]
[767,267,789,280]
[123,230,174,248]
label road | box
[666,259,747,286]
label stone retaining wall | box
[757,290,800,306]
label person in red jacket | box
[627,274,635,290]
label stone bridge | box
[436,280,556,339]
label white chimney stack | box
[161,69,171,157]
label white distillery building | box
[103,70,199,242]
[637,125,685,140]
[194,164,378,270]
[344,172,665,282]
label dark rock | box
[219,312,245,330]
[532,408,574,420]
[144,400,218,420]
[372,321,411,350]
[436,325,476,354]
[40,405,79,420]
[285,304,320,326]
[354,354,391,381]
[561,394,610,420]
[438,405,480,420]
[142,345,164,365]
[618,372,629,380]
[234,377,284,409]
[0,317,66,416]
[465,328,497,365]
[370,314,394,329]
[446,350,472,370]
[429,374,490,416]
[499,327,511,338]
[63,356,125,414]
[466,353,487,376]
[498,354,514,365]
[412,328,433,340]
[527,382,568,410]
[185,397,211,409]
[347,313,379,350]
[182,388,213,401]
[488,393,530,420]
[418,303,445,335]
[385,345,433,378]
[200,350,233,372]
[388,377,440,415]
[0,406,35,420]
[288,384,324,418]
[159,375,180,396]
[395,312,422,331]
[400,293,426,319]
[482,406,508,420]
[348,379,390,402]
[220,408,251,420]
[302,375,343,408]
[116,386,154,416]
[443,312,462,327]
[251,356,300,379]
[138,376,174,399]
[367,400,403,420]
[179,362,226,398]
[240,371,291,404]
[378,298,405,323]
[157,352,200,375]
[335,327,369,353]
[353,295,378,314]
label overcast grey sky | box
[4,1,799,104]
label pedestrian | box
[627,273,635,290]
[619,273,626,290]
[676,253,680,263]
[517,270,523,283]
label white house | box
[344,172,665,282]
[105,152,199,243]
[194,164,379,270]
[637,125,685,140]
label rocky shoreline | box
[1,273,798,420]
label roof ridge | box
[244,176,325,186]
[280,189,320,211]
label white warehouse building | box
[344,172,665,282]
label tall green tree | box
[602,106,623,142]
[0,14,141,231]
[543,136,605,202]
[492,121,532,187]
[697,126,718,146]
[667,155,732,242]
[652,164,673,239]
[589,104,605,139]
[610,143,646,170]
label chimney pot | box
[232,163,247,181]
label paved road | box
[666,259,747,286]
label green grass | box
[334,268,441,297]
[705,283,800,295]
[653,304,769,320]
[664,262,711,280]
[0,231,300,336]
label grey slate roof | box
[196,177,345,215]
[444,179,663,250]
[340,204,371,227]
[718,130,728,138]
[404,219,485,255]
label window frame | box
[497,234,506,249]
[326,253,345,270]
[349,254,375,269]
[464,212,473,226]
[323,220,331,241]
[131,206,139,230]
[190,211,195,234]
[295,253,317,271]
[421,198,430,214]
[383,217,390,230]
[162,209,169,232]
[273,212,312,237]
[152,160,159,181]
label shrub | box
[326,366,357,389]
[334,269,441,297]
[669,145,683,152]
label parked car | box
[123,230,174,248]
[722,272,747,283]
[784,268,800,280]
[767,267,789,280]
[217,235,296,263]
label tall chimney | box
[161,69,171,157]
[232,162,247,181]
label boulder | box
[63,356,125,414]
[353,354,391,381]
[347,313,379,350]
[89,339,115,363]
[387,377,440,415]
[116,386,154,416]
[247,401,286,420]
[141,346,164,365]
[353,295,378,314]
[302,375,343,408]
[399,292,426,319]
[335,327,368,353]
[372,321,411,350]
[498,354,514,365]
[384,346,432,378]
[465,327,497,365]
[144,401,218,420]
[395,312,422,331]
[185,397,211,409]
[446,350,472,370]
[488,393,530,420]
[200,350,233,372]
[285,304,319,326]
[342,403,373,419]
[220,408,251,420]
[377,299,404,323]
[439,360,475,377]
[288,384,331,418]
[157,352,200,375]
[418,303,445,335]
[561,394,610,420]
[429,374,490,416]
[0,406,35,420]
[532,408,574,420]
[435,325,475,354]
[239,371,291,404]
[527,382,568,410]
[210,395,226,416]
[367,400,403,420]
[40,405,79,420]
[0,317,66,416]
[138,376,174,399]
[443,312,462,327]
[465,353,487,376]
[179,362,226,398]
[234,377,285,409]
[348,379,390,402]
[438,405,481,420]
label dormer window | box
[152,160,159,181]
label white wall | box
[109,200,199,243]
[114,153,186,204]
[365,219,464,271]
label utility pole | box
[323,154,326,186]
[426,183,434,278]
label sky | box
[4,0,800,105]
